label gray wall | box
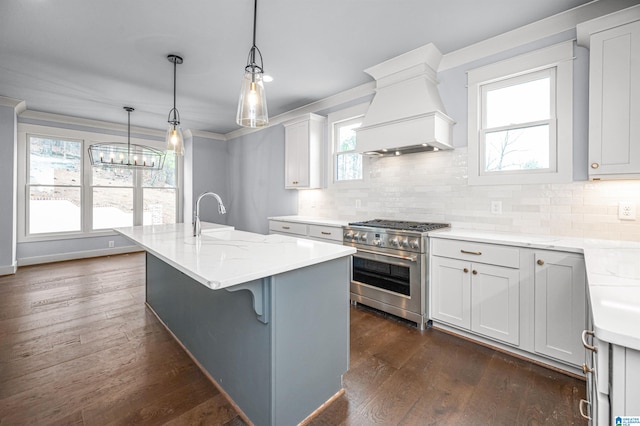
[227,125,298,234]
[437,29,590,180]
[0,105,17,273]
[187,135,230,226]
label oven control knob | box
[409,239,420,249]
[390,237,399,247]
[373,238,381,246]
[353,233,360,241]
[344,231,354,240]
[400,238,409,248]
[359,233,368,242]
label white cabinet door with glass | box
[578,6,640,179]
[533,251,586,366]
[431,239,520,346]
[283,113,326,189]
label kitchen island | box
[115,222,356,426]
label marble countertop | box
[268,215,349,227]
[115,222,356,290]
[429,228,640,350]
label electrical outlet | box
[108,240,115,248]
[618,202,636,220]
[491,200,502,215]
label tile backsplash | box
[298,148,640,241]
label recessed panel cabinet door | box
[588,20,640,178]
[534,252,586,366]
[431,256,471,330]
[284,120,310,188]
[470,263,520,346]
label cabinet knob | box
[591,163,599,169]
[472,270,478,275]
[463,268,469,273]
[582,363,594,375]
[537,259,544,266]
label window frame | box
[467,41,574,185]
[327,103,369,187]
[17,123,182,242]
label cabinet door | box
[588,20,640,178]
[470,263,520,346]
[534,252,586,366]
[284,120,310,188]
[430,256,471,329]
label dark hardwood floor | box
[0,253,586,425]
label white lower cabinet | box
[533,251,586,366]
[430,237,588,374]
[431,240,520,346]
[268,219,343,244]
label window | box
[328,103,368,184]
[19,124,181,241]
[468,41,573,185]
[335,117,363,181]
[27,136,83,234]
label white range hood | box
[356,43,455,155]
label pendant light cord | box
[252,0,257,48]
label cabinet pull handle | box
[472,270,478,275]
[591,163,599,169]
[282,226,290,230]
[460,250,482,255]
[321,231,332,235]
[537,259,544,266]
[582,363,594,375]
[581,330,597,352]
[579,399,591,420]
[463,268,469,273]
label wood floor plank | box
[0,253,587,425]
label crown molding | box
[0,96,26,113]
[18,110,166,138]
[189,129,226,140]
[439,0,640,71]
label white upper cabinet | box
[283,113,326,189]
[578,6,640,180]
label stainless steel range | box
[343,219,450,329]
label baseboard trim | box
[0,262,18,276]
[17,246,143,267]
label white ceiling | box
[0,0,595,135]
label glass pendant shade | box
[236,0,268,128]
[237,67,268,127]
[166,123,184,156]
[165,54,185,156]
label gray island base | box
[145,252,350,425]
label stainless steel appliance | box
[343,219,450,329]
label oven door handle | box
[355,248,418,262]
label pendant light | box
[236,0,268,128]
[88,107,165,170]
[166,54,185,156]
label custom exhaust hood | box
[356,43,455,156]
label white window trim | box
[467,40,574,185]
[17,123,182,243]
[327,102,369,188]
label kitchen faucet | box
[193,192,226,237]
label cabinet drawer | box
[431,238,519,268]
[308,224,342,242]
[269,221,307,236]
